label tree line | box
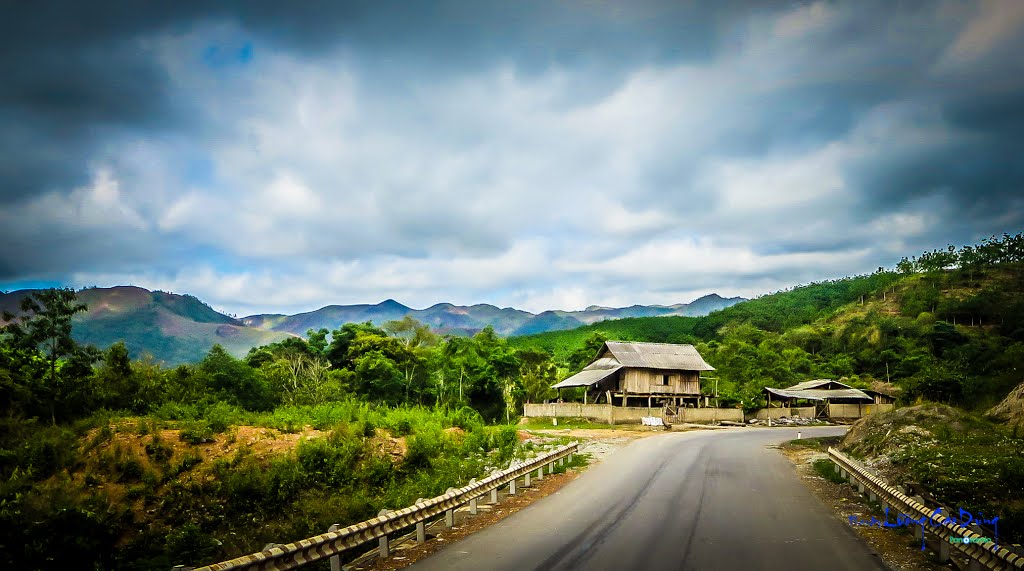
[1,298,561,426]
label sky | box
[1,1,1023,317]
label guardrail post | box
[445,508,454,528]
[509,478,517,495]
[938,536,950,562]
[328,524,341,571]
[968,557,980,571]
[868,490,876,502]
[470,496,478,515]
[548,460,555,475]
[525,471,531,487]
[378,509,391,558]
[490,488,498,504]
[536,466,543,480]
[417,521,426,543]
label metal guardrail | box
[185,442,578,571]
[828,447,1024,570]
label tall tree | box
[1,288,98,423]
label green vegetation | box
[812,459,847,484]
[0,291,572,569]
[519,417,618,431]
[841,404,1024,544]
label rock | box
[986,381,1024,425]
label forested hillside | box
[513,233,1024,412]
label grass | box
[785,435,842,451]
[519,417,614,430]
[812,458,848,484]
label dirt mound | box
[841,403,965,459]
[985,381,1024,425]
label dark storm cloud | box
[1,0,1023,313]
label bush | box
[116,457,145,482]
[179,421,215,445]
[812,459,847,484]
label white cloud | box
[9,4,1020,317]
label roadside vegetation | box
[840,403,1024,544]
[0,291,552,569]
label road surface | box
[409,427,886,571]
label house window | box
[662,374,670,386]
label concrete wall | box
[828,403,894,418]
[523,403,613,423]
[747,406,817,421]
[676,407,744,423]
[523,403,743,424]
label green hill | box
[1,286,294,365]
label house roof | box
[552,365,622,389]
[764,387,873,402]
[786,379,854,391]
[602,341,716,371]
[551,341,714,389]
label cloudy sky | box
[2,1,1023,316]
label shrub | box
[812,459,847,484]
[179,421,214,445]
[116,458,145,483]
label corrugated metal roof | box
[603,341,715,371]
[787,379,853,391]
[552,365,622,388]
[765,387,873,402]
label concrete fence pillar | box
[328,524,342,571]
[378,509,391,559]
[938,536,950,563]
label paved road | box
[409,427,887,571]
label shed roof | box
[552,365,622,388]
[786,379,854,391]
[764,387,873,402]
[602,341,715,371]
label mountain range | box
[0,287,745,364]
[240,293,745,337]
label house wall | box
[620,369,700,395]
